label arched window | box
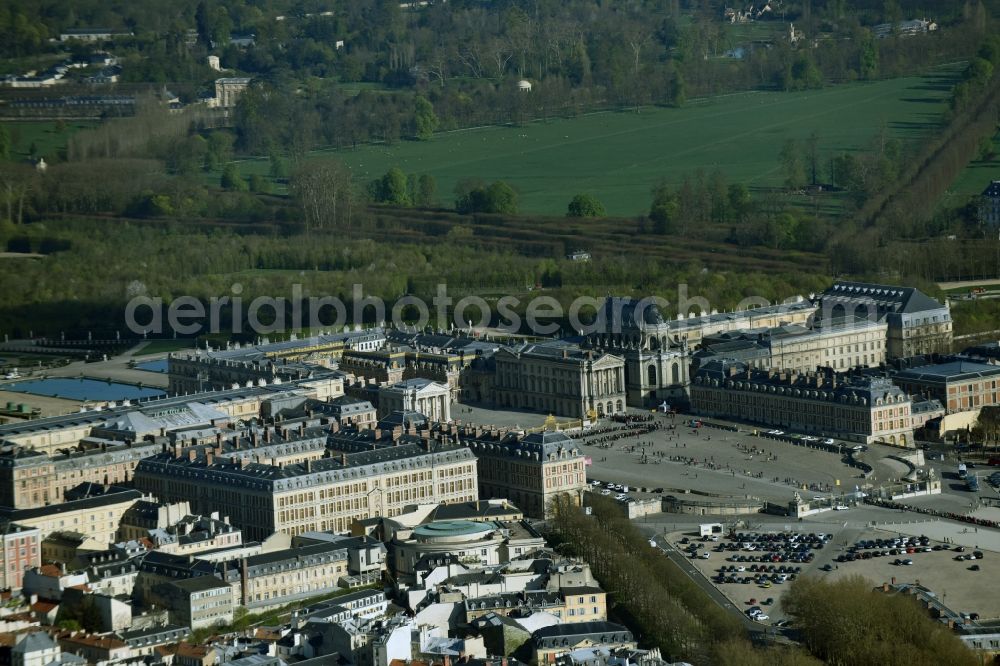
[647,365,657,387]
[672,363,680,384]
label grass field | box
[231,67,959,216]
[939,129,1000,207]
[0,120,97,162]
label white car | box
[754,613,770,622]
[736,565,746,572]
[615,494,628,501]
[699,552,710,559]
[600,489,611,496]
[590,480,602,486]
[834,505,849,511]
[823,438,835,445]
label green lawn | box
[940,130,1000,207]
[0,120,97,162]
[231,68,957,216]
[132,339,196,356]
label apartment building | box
[0,522,41,590]
[465,586,607,623]
[0,486,144,550]
[150,576,235,629]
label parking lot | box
[667,523,1000,625]
[672,527,832,625]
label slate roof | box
[894,360,1000,384]
[822,282,946,315]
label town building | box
[149,576,235,629]
[378,379,451,422]
[818,282,952,358]
[389,519,545,580]
[979,181,1000,231]
[695,318,888,374]
[691,360,914,446]
[323,396,378,429]
[59,28,133,42]
[134,433,479,541]
[467,431,587,519]
[11,632,61,666]
[0,485,144,549]
[663,300,817,348]
[493,342,626,419]
[0,522,41,590]
[892,360,1000,414]
[212,77,252,109]
[531,622,636,664]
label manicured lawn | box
[132,339,196,356]
[233,68,955,216]
[0,120,97,162]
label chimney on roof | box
[188,449,197,462]
[205,451,214,466]
[250,430,257,447]
[216,432,222,447]
[264,427,271,444]
[240,457,249,469]
[374,428,382,440]
[174,445,183,459]
[304,459,311,473]
[341,453,348,467]
[299,423,305,437]
[392,426,402,441]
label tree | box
[780,139,807,190]
[455,180,517,214]
[485,181,518,214]
[221,164,247,191]
[269,153,290,180]
[413,95,438,140]
[649,182,680,234]
[806,131,820,186]
[249,174,271,194]
[860,34,879,79]
[415,174,437,206]
[567,193,606,217]
[369,167,410,205]
[728,183,752,223]
[0,125,9,160]
[783,575,977,666]
[289,160,355,231]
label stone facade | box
[691,360,914,446]
[493,344,625,419]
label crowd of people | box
[865,497,1000,529]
